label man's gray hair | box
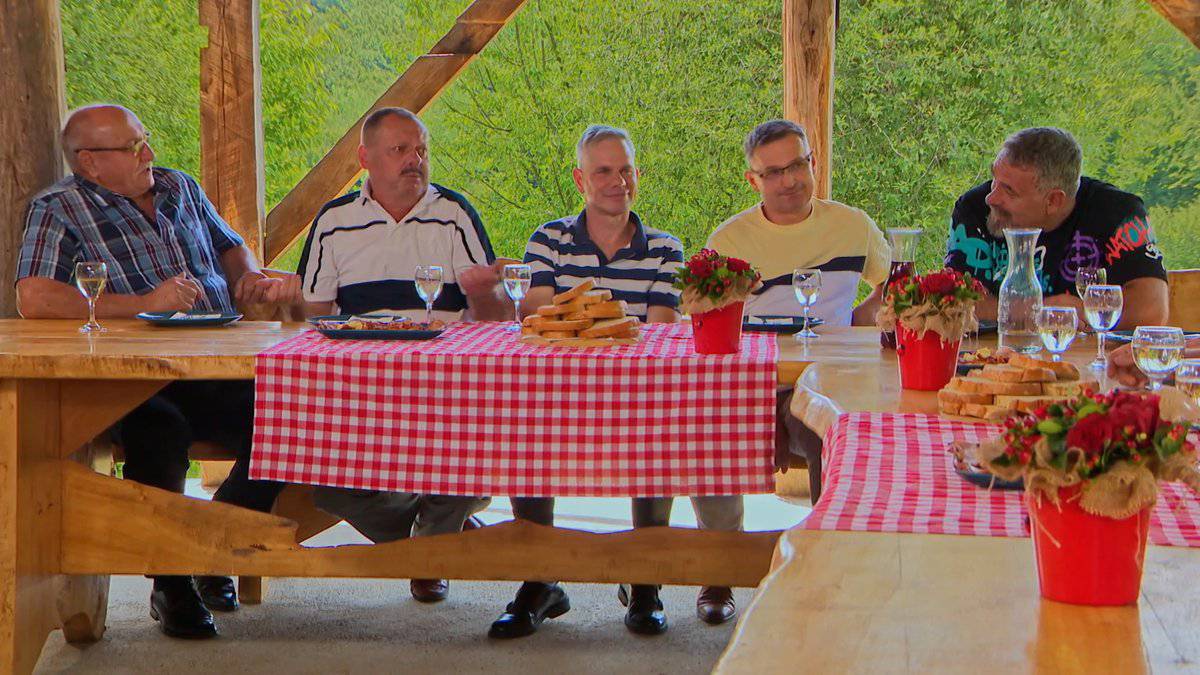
[361,107,427,145]
[743,119,809,165]
[998,127,1082,195]
[575,124,635,166]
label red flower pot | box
[895,325,960,390]
[1028,486,1151,606]
[691,301,745,354]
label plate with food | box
[309,314,446,340]
[956,346,1013,375]
[136,311,243,327]
[947,440,1024,490]
[742,315,825,333]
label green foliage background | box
[61,0,1199,277]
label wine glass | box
[1132,326,1185,391]
[793,268,822,340]
[502,264,532,332]
[74,261,108,333]
[1036,307,1077,361]
[1175,359,1200,404]
[414,265,443,325]
[1083,284,1122,371]
[1075,266,1106,299]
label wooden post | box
[0,1,67,318]
[1145,0,1200,49]
[199,0,265,256]
[783,0,836,200]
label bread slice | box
[580,317,638,338]
[939,398,963,415]
[938,388,994,407]
[577,289,613,305]
[1041,379,1099,397]
[961,403,1011,423]
[540,330,577,339]
[573,300,628,320]
[537,299,589,316]
[980,364,1057,383]
[532,318,593,332]
[957,376,1044,396]
[1008,354,1080,381]
[552,280,595,305]
[993,395,1061,413]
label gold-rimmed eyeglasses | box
[76,132,152,156]
[751,152,813,183]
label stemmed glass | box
[1083,284,1123,371]
[1132,326,1185,391]
[502,264,532,332]
[793,268,822,341]
[74,261,108,333]
[1075,267,1106,333]
[414,265,443,325]
[1036,307,1077,361]
[1176,359,1200,404]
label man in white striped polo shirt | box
[489,125,739,640]
[297,108,508,603]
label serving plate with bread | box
[519,280,641,348]
[938,353,1098,424]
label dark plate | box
[956,362,985,376]
[743,315,825,333]
[976,320,998,336]
[948,441,1024,490]
[308,314,444,341]
[136,311,243,327]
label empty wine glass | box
[1176,359,1200,405]
[414,265,443,325]
[793,268,822,340]
[1074,266,1106,299]
[74,261,108,333]
[1036,307,1077,361]
[1083,284,1122,371]
[502,264,532,332]
[1132,326,1185,391]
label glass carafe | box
[880,227,923,349]
[998,228,1044,354]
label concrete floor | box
[35,491,809,674]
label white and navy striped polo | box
[523,210,683,321]
[297,181,495,319]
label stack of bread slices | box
[938,353,1098,423]
[519,280,641,347]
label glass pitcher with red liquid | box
[880,227,923,349]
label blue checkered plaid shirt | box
[17,168,243,313]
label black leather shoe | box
[196,575,239,612]
[150,576,218,639]
[488,582,570,639]
[623,584,667,636]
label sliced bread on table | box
[552,279,595,304]
[1008,354,1081,381]
[979,363,1058,383]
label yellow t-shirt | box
[705,199,890,326]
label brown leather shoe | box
[411,578,449,603]
[697,586,736,625]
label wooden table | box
[0,319,806,674]
[716,327,1200,673]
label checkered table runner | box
[802,412,1200,548]
[250,322,777,497]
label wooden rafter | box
[262,0,528,263]
[1146,0,1200,48]
[783,0,836,200]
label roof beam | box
[1146,0,1200,49]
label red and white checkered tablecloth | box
[250,322,777,497]
[803,412,1200,548]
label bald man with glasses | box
[16,104,302,639]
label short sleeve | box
[297,209,340,303]
[186,176,244,254]
[1102,201,1167,286]
[861,214,891,286]
[16,198,78,284]
[647,235,683,309]
[523,225,559,289]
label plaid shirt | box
[16,168,243,312]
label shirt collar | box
[361,180,438,221]
[570,208,648,258]
[72,169,169,208]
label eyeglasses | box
[751,152,813,183]
[76,132,152,156]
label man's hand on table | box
[234,270,303,307]
[457,261,505,298]
[1109,337,1200,388]
[145,274,201,313]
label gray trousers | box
[313,487,489,543]
[509,496,742,532]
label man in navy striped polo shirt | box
[297,108,504,604]
[489,125,739,640]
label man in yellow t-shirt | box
[706,119,890,326]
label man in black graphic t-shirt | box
[944,127,1167,328]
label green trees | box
[61,0,1198,273]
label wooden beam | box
[200,0,266,256]
[59,464,779,587]
[263,0,529,263]
[0,1,67,318]
[1146,0,1200,49]
[783,0,836,200]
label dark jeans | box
[116,380,283,512]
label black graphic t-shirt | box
[944,177,1167,296]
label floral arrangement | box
[876,268,984,342]
[674,248,762,315]
[976,389,1200,518]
